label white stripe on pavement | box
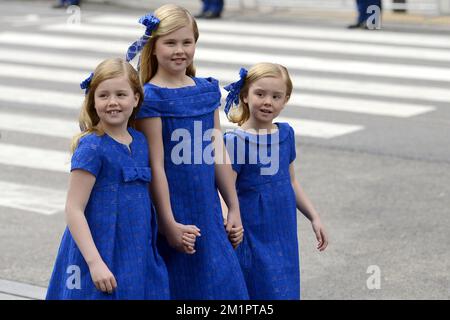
[1,62,450,104]
[289,94,434,117]
[198,66,450,103]
[195,48,450,83]
[0,181,66,215]
[0,48,101,70]
[2,35,450,82]
[220,113,364,139]
[197,21,450,49]
[0,32,125,54]
[0,85,82,109]
[216,87,433,118]
[0,62,85,84]
[199,32,450,62]
[0,279,47,300]
[0,107,361,140]
[0,112,79,138]
[0,82,433,118]
[0,143,70,173]
[42,23,142,38]
[88,15,450,49]
[40,23,450,62]
[0,292,29,300]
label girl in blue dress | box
[46,58,170,300]
[223,63,329,300]
[125,5,248,299]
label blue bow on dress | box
[223,68,248,115]
[125,13,160,63]
[122,166,152,183]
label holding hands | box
[164,221,201,254]
[225,208,244,249]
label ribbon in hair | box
[125,13,160,63]
[80,72,94,94]
[223,68,248,115]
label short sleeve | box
[289,126,297,164]
[224,133,242,175]
[71,138,102,177]
[136,98,161,119]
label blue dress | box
[46,128,170,300]
[136,77,249,300]
[224,123,300,300]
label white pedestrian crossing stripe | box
[288,94,434,118]
[195,48,450,82]
[0,62,86,84]
[220,113,364,139]
[0,181,66,215]
[0,48,100,69]
[1,62,450,104]
[89,15,450,49]
[0,111,78,138]
[0,81,433,118]
[0,279,47,300]
[2,32,450,82]
[0,143,70,173]
[40,23,450,62]
[0,14,449,215]
[201,67,450,103]
[0,85,81,109]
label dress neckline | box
[147,76,198,90]
[227,122,291,145]
[237,123,280,136]
[104,127,135,154]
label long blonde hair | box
[227,63,293,126]
[70,57,144,153]
[139,4,199,85]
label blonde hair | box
[227,63,293,126]
[139,4,199,85]
[70,57,144,153]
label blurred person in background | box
[195,0,224,19]
[52,0,80,9]
[348,0,382,29]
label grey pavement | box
[0,0,449,300]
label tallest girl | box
[126,4,248,299]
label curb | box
[83,0,450,27]
[0,279,47,300]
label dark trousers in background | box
[58,0,80,5]
[357,0,382,24]
[201,0,224,15]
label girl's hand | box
[311,218,328,252]
[88,259,117,294]
[165,222,201,254]
[228,226,244,249]
[225,209,244,248]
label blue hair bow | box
[223,68,248,115]
[125,13,160,63]
[80,72,94,94]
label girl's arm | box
[65,170,117,294]
[289,163,328,251]
[213,109,244,247]
[136,118,200,254]
[218,172,244,248]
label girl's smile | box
[94,76,139,130]
[153,26,196,75]
[243,76,288,128]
